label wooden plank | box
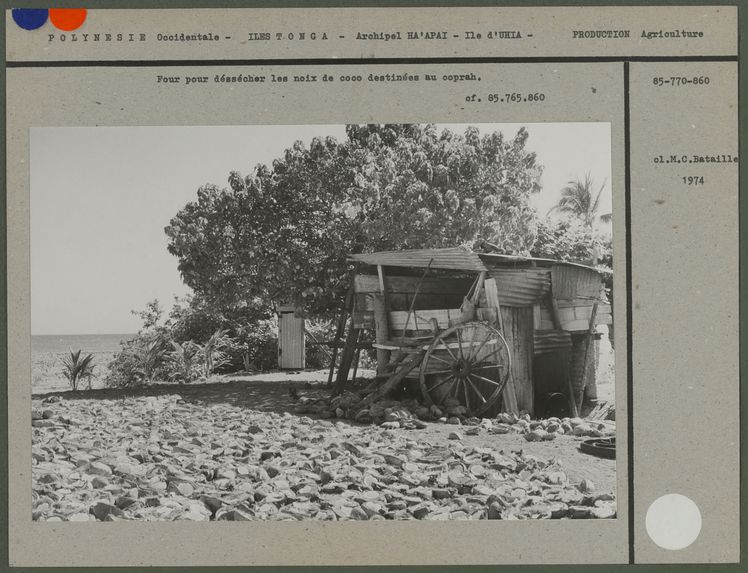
[353,274,474,295]
[471,271,486,305]
[533,303,542,330]
[358,352,424,408]
[539,304,612,331]
[577,302,600,412]
[476,307,498,323]
[549,294,563,330]
[334,323,360,393]
[329,284,354,392]
[377,265,386,293]
[388,309,461,331]
[483,278,519,416]
[501,306,534,414]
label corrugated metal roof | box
[488,268,550,307]
[349,246,487,272]
[479,253,603,274]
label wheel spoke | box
[437,376,458,405]
[467,334,491,362]
[473,362,505,371]
[466,376,487,403]
[455,328,465,360]
[425,368,454,376]
[438,338,459,362]
[470,373,504,387]
[466,326,479,360]
[452,376,462,398]
[429,353,454,366]
[462,377,471,410]
[477,346,507,363]
[429,374,455,393]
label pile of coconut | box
[292,392,615,439]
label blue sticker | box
[12,8,49,31]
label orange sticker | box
[49,8,87,31]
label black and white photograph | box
[30,122,616,523]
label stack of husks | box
[294,391,615,439]
[31,394,615,522]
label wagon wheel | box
[419,321,511,417]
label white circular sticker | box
[645,494,702,550]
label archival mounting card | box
[4,5,739,568]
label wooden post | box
[351,330,362,383]
[372,293,391,374]
[577,302,599,413]
[334,320,359,394]
[548,293,563,330]
[565,366,580,418]
[327,286,353,387]
[471,271,486,305]
[484,278,519,416]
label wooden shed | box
[332,246,612,417]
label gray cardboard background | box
[4,5,739,567]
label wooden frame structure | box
[330,247,612,417]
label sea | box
[32,333,135,355]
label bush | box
[304,319,336,369]
[231,319,278,372]
[60,350,96,391]
[105,334,170,388]
[165,340,204,384]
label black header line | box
[5,55,739,68]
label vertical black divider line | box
[624,60,635,565]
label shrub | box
[304,319,336,369]
[231,319,278,372]
[202,329,231,377]
[60,350,95,391]
[165,340,204,384]
[105,334,170,388]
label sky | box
[30,122,611,335]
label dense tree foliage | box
[165,124,543,316]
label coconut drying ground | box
[31,372,617,522]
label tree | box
[549,172,611,229]
[531,218,598,263]
[165,124,543,316]
[531,217,613,302]
[60,350,95,391]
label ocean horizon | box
[32,333,136,355]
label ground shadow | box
[31,376,335,416]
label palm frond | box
[60,349,96,391]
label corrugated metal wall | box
[487,268,550,306]
[533,330,572,355]
[551,265,603,300]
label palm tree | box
[549,172,611,229]
[61,350,96,391]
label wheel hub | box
[453,360,471,377]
